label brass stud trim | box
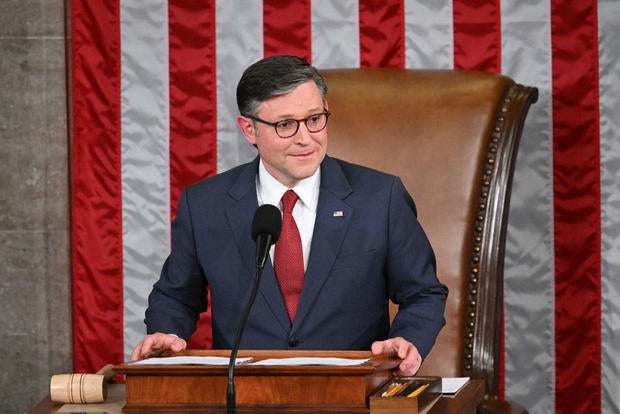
[463,84,519,377]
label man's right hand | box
[130,333,187,361]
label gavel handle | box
[95,364,116,383]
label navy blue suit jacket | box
[145,155,447,358]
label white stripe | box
[598,1,620,412]
[404,0,453,69]
[500,1,555,412]
[311,0,360,69]
[120,0,171,360]
[215,0,262,173]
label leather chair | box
[322,68,538,413]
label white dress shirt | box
[256,159,320,271]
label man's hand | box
[371,337,422,376]
[130,333,187,361]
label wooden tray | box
[369,376,442,414]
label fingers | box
[130,339,145,361]
[371,337,422,377]
[169,336,187,352]
[371,337,407,357]
[371,340,386,356]
[397,345,421,376]
[130,333,187,361]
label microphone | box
[251,204,282,269]
[227,204,282,413]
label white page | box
[442,377,470,393]
[250,357,370,366]
[130,356,253,365]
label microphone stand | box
[226,234,272,414]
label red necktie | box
[274,190,304,322]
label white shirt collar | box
[257,159,320,212]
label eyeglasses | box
[243,110,330,138]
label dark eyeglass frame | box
[243,110,331,138]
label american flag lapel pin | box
[333,210,344,217]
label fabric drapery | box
[70,1,620,412]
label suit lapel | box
[293,156,353,331]
[225,157,292,332]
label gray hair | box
[236,55,327,117]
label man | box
[131,55,448,376]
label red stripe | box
[263,0,311,62]
[551,2,601,413]
[71,0,123,372]
[168,1,217,217]
[168,1,217,349]
[452,0,501,72]
[359,0,404,68]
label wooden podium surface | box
[30,350,485,414]
[119,350,394,413]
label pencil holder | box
[369,376,441,414]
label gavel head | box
[49,373,106,403]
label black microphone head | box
[251,204,282,244]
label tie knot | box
[281,190,298,214]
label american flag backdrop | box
[70,1,620,413]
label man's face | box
[237,80,328,188]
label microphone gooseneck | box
[227,204,282,413]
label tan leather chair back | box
[322,68,537,399]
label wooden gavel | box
[49,364,116,404]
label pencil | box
[406,383,429,398]
[382,382,405,397]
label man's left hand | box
[371,337,422,376]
